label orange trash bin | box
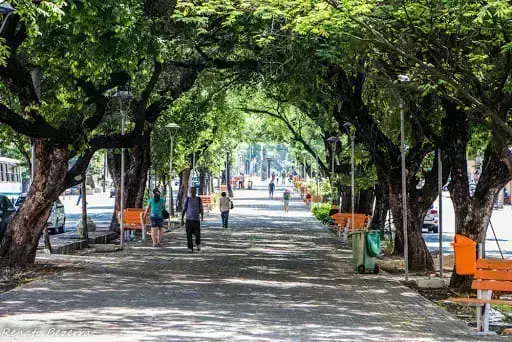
[452,234,477,275]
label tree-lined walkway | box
[0,182,494,341]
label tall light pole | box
[438,149,444,278]
[166,123,180,226]
[103,151,107,193]
[113,87,132,249]
[344,123,356,232]
[315,153,320,206]
[327,136,340,205]
[398,74,411,281]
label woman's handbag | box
[162,209,170,219]
[230,200,234,209]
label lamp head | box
[113,85,133,100]
[326,136,340,144]
[165,123,180,130]
[0,1,14,15]
[397,74,411,83]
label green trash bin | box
[247,181,253,190]
[350,230,381,274]
[350,231,365,272]
[363,230,381,274]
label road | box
[425,191,512,258]
[59,192,115,231]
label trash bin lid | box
[453,234,476,246]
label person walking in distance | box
[281,170,286,184]
[219,191,232,228]
[76,184,82,206]
[145,188,165,247]
[181,187,204,253]
[283,189,291,213]
[268,181,275,199]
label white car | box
[15,194,66,234]
[422,206,439,233]
[47,199,66,233]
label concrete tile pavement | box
[0,181,500,341]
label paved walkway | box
[0,181,497,341]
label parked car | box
[0,195,16,241]
[422,205,439,233]
[15,194,66,234]
[191,176,200,189]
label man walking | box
[181,187,204,253]
[268,181,275,199]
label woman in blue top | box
[145,188,165,247]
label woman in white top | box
[219,191,231,228]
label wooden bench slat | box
[446,297,512,306]
[476,258,512,270]
[472,279,512,292]
[475,269,512,281]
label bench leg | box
[477,290,492,333]
[343,220,350,242]
[140,215,146,242]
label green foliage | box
[311,203,331,223]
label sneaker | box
[188,248,193,253]
[196,245,201,251]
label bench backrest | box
[331,213,370,229]
[472,259,512,292]
[117,209,148,226]
[199,195,213,202]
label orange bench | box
[199,195,213,211]
[311,195,321,203]
[448,259,512,333]
[116,209,149,241]
[331,213,371,234]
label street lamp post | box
[166,123,180,227]
[113,87,133,249]
[398,74,411,281]
[303,153,307,180]
[315,153,320,206]
[438,149,443,278]
[343,123,356,232]
[327,137,340,205]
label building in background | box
[0,157,22,202]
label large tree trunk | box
[108,134,151,231]
[176,168,191,212]
[0,139,68,266]
[356,188,374,214]
[388,175,435,271]
[445,102,512,288]
[198,167,207,195]
[370,182,389,230]
[227,152,233,197]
